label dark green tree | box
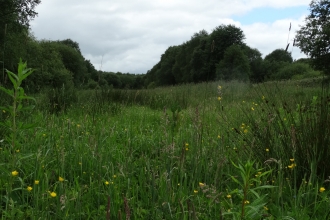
[54,40,88,86]
[209,25,246,80]
[242,45,264,82]
[264,49,293,63]
[295,0,330,74]
[1,0,41,84]
[216,44,250,81]
[156,46,179,85]
[0,0,41,28]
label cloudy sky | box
[30,0,311,74]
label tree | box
[0,0,41,84]
[242,45,264,82]
[264,49,293,63]
[216,44,250,81]
[0,0,41,28]
[295,0,330,74]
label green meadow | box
[1,64,330,219]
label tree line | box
[1,0,329,91]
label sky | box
[30,0,311,74]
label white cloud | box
[30,0,310,73]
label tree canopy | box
[295,0,330,74]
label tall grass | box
[1,72,329,219]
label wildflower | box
[262,96,265,100]
[59,176,64,182]
[218,85,222,89]
[177,183,180,186]
[113,175,117,178]
[243,129,248,134]
[11,170,19,176]
[244,200,250,204]
[193,190,198,193]
[319,187,325,193]
[217,96,222,101]
[199,182,205,187]
[185,147,189,151]
[226,194,231,199]
[185,143,189,147]
[266,148,269,152]
[105,181,109,185]
[35,180,40,185]
[15,149,20,153]
[290,158,294,162]
[217,135,221,139]
[50,192,57,197]
[27,186,33,192]
[251,107,255,111]
[288,163,296,169]
[77,124,81,128]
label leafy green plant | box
[0,59,36,218]
[223,160,275,219]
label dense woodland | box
[0,0,328,92]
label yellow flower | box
[244,200,250,204]
[290,158,294,162]
[226,194,231,198]
[266,148,269,152]
[50,192,57,197]
[185,143,189,147]
[15,149,20,153]
[319,187,325,193]
[193,190,198,194]
[59,176,64,182]
[113,175,117,178]
[251,107,255,111]
[11,170,19,176]
[217,135,221,139]
[185,147,188,151]
[217,96,222,101]
[27,186,33,192]
[199,182,205,187]
[243,129,248,134]
[288,163,296,169]
[34,180,40,185]
[105,181,109,185]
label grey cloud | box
[30,0,310,73]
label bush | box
[274,62,319,80]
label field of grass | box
[1,67,330,219]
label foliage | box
[264,49,293,63]
[1,79,330,219]
[0,59,36,219]
[295,0,330,74]
[274,62,320,80]
[216,44,250,82]
[0,0,41,28]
